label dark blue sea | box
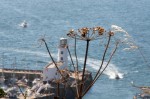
[0,0,150,99]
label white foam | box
[0,47,124,79]
[77,57,124,79]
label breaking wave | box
[0,47,124,79]
[78,57,124,79]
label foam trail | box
[0,47,123,79]
[77,57,124,79]
[0,47,57,58]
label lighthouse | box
[42,38,68,82]
[58,38,68,69]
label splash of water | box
[77,57,124,79]
[104,64,124,79]
[0,46,124,80]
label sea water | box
[0,0,150,99]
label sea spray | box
[0,47,124,79]
[77,57,124,79]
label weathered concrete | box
[0,69,42,80]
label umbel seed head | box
[67,26,106,41]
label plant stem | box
[93,35,111,83]
[75,36,79,71]
[82,35,111,96]
[67,46,75,71]
[79,40,90,99]
[82,41,119,96]
[42,39,63,77]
